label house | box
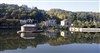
[44,19,57,27]
[26,19,34,24]
[60,19,71,27]
[20,19,34,25]
[20,20,27,25]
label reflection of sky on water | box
[1,44,100,53]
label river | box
[0,30,100,53]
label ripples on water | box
[0,30,100,53]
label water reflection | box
[43,30,58,38]
[0,30,49,51]
[60,31,72,38]
[20,33,40,39]
[0,30,100,52]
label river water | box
[0,30,100,53]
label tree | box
[85,21,90,27]
[77,20,82,27]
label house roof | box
[22,24,37,27]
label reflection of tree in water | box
[0,31,49,51]
[71,32,100,43]
[48,32,100,46]
[48,37,72,46]
[0,31,100,51]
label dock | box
[17,30,44,33]
[69,27,100,32]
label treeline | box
[0,3,100,27]
[0,3,48,22]
[48,9,100,27]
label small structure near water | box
[17,24,43,33]
[21,24,38,31]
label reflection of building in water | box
[44,31,57,38]
[20,33,39,39]
[60,31,71,37]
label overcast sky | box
[0,0,100,12]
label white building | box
[61,19,71,27]
[44,19,57,27]
[20,19,34,25]
[26,19,33,23]
[21,24,38,31]
[20,20,27,25]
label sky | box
[0,0,100,12]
